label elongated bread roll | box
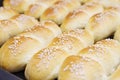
[25,29,94,80]
[109,64,120,80]
[41,0,80,24]
[0,7,18,20]
[86,7,120,41]
[3,0,36,13]
[25,0,59,18]
[0,14,39,45]
[59,55,107,80]
[59,39,120,80]
[0,20,61,72]
[61,2,103,31]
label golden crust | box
[25,0,59,18]
[78,39,120,75]
[25,28,94,80]
[0,7,18,20]
[3,0,36,13]
[41,0,80,24]
[59,55,106,80]
[86,8,120,41]
[0,14,39,46]
[0,21,61,72]
[49,29,94,55]
[61,2,103,31]
[25,47,69,80]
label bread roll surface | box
[0,20,61,72]
[0,7,18,20]
[61,2,103,31]
[3,0,36,13]
[41,0,80,24]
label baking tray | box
[0,0,25,80]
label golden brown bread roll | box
[86,7,120,41]
[3,0,36,13]
[0,14,39,45]
[59,39,120,80]
[61,2,103,31]
[0,7,18,20]
[25,0,59,18]
[41,0,80,24]
[25,29,94,80]
[0,20,61,72]
[59,55,106,80]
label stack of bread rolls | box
[0,0,120,80]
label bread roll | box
[25,0,59,18]
[0,20,61,72]
[59,55,107,80]
[86,7,120,41]
[0,7,18,20]
[41,0,80,24]
[3,0,36,13]
[59,39,120,80]
[25,29,94,80]
[61,2,103,31]
[0,14,39,45]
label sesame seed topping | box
[8,36,22,55]
[37,47,59,68]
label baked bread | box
[0,7,18,20]
[40,0,80,24]
[61,2,103,31]
[86,6,120,41]
[3,0,36,13]
[25,0,59,18]
[0,20,61,72]
[59,39,120,80]
[0,14,39,45]
[25,29,94,80]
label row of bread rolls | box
[0,14,39,45]
[3,0,120,13]
[3,0,80,19]
[25,28,94,80]
[59,39,120,80]
[0,0,120,80]
[3,0,120,24]
[61,2,104,31]
[0,20,61,72]
[24,6,120,80]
